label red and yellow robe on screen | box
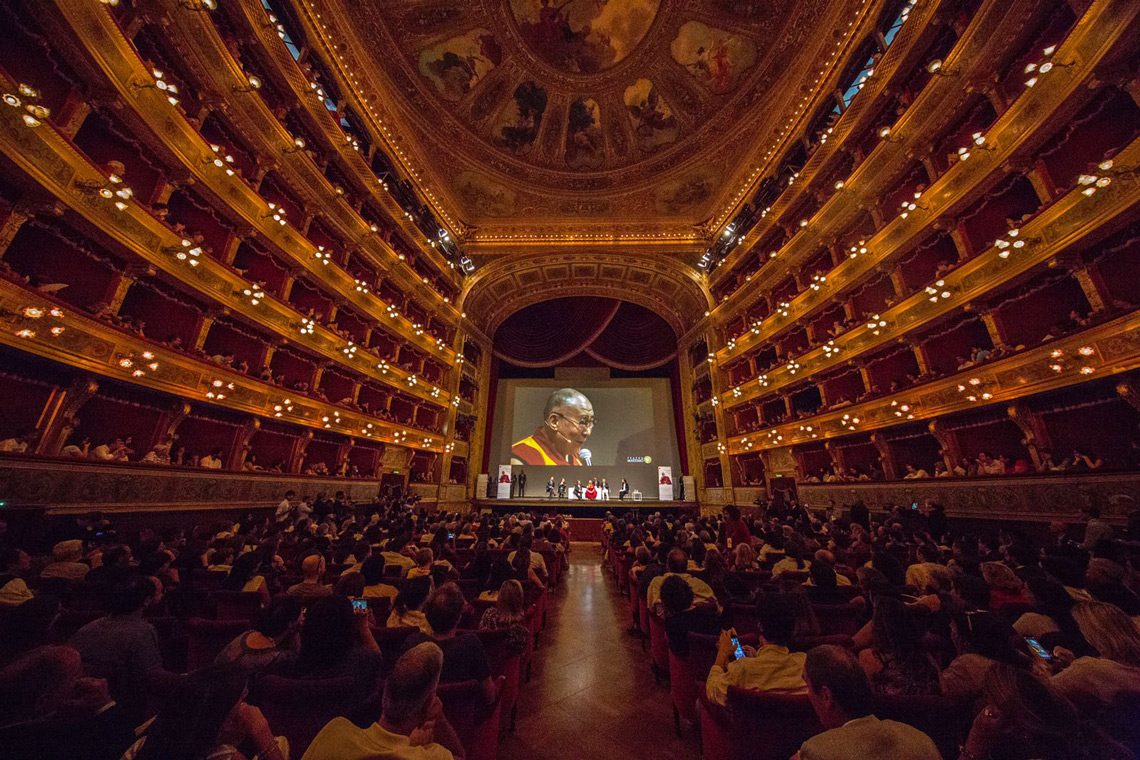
[511,426,583,466]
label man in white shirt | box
[275,491,297,524]
[0,431,35,453]
[795,645,940,760]
[646,548,719,615]
[706,595,807,706]
[303,641,464,760]
[199,449,224,469]
[90,438,126,461]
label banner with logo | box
[657,466,673,501]
[496,465,513,499]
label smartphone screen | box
[1025,637,1052,661]
[731,635,746,661]
[351,598,368,614]
[448,532,455,540]
[911,502,919,511]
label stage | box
[473,497,698,541]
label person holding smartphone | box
[705,594,807,706]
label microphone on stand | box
[579,448,592,466]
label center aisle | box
[497,550,701,760]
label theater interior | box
[0,0,1138,758]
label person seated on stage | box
[705,594,807,707]
[557,478,567,498]
[618,479,630,500]
[405,583,496,706]
[794,645,941,760]
[646,548,720,617]
[584,479,598,500]
[546,477,556,497]
[302,641,464,760]
[573,480,584,499]
[599,478,610,500]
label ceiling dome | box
[507,0,662,75]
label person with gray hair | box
[302,641,464,759]
[510,387,594,466]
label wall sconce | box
[1024,45,1072,88]
[179,0,217,9]
[283,136,306,154]
[164,238,203,266]
[233,74,262,93]
[2,84,50,128]
[132,68,180,107]
[925,59,958,77]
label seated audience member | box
[960,662,1133,760]
[361,556,400,603]
[380,539,416,576]
[388,576,434,634]
[647,548,720,616]
[39,540,90,582]
[0,548,34,606]
[406,583,495,705]
[1051,600,1140,714]
[805,560,854,604]
[732,542,760,572]
[940,612,1028,702]
[0,595,62,667]
[407,548,435,581]
[302,642,464,760]
[266,595,381,702]
[795,644,941,760]
[223,551,271,605]
[981,561,1033,610]
[69,575,166,724]
[478,579,530,655]
[705,594,807,706]
[334,572,366,599]
[214,595,302,674]
[771,541,812,580]
[286,554,333,601]
[86,544,134,590]
[0,644,131,760]
[123,666,286,760]
[858,597,940,696]
[661,574,721,658]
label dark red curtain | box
[493,298,677,370]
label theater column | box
[289,430,313,474]
[229,418,260,471]
[34,377,99,456]
[928,419,962,473]
[870,431,898,481]
[1007,403,1051,472]
[148,401,191,453]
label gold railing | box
[0,277,446,450]
[720,134,1140,407]
[0,71,452,409]
[726,309,1140,453]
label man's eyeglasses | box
[553,412,596,429]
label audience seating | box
[437,676,506,760]
[698,688,823,760]
[470,628,523,734]
[872,693,971,759]
[184,617,249,670]
[212,590,264,621]
[250,675,359,755]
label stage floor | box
[473,497,697,519]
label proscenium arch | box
[458,252,713,338]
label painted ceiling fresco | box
[313,0,866,242]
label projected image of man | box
[511,388,594,466]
